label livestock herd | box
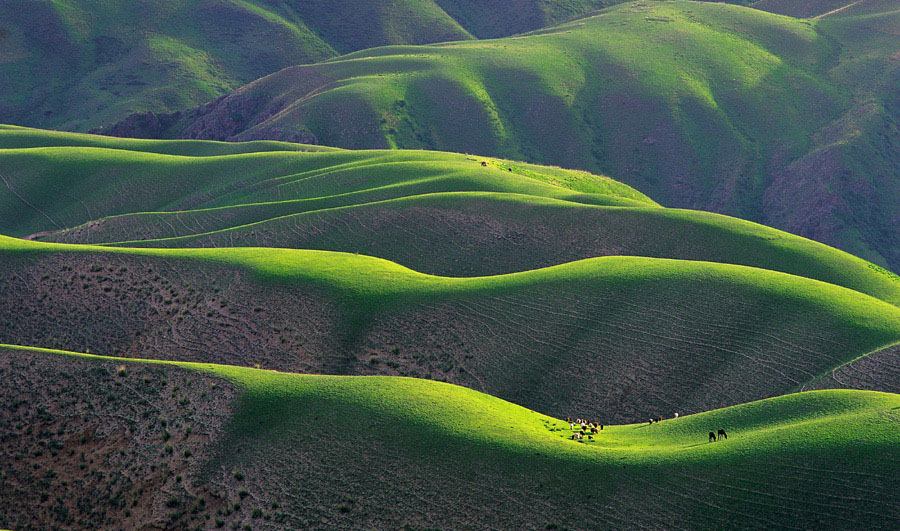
[564,415,730,443]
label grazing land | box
[4,234,900,422]
[3,127,900,305]
[0,0,618,132]
[4,345,900,530]
[5,1,900,528]
[115,0,900,273]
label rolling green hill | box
[3,127,900,304]
[5,345,900,529]
[0,125,650,240]
[4,234,900,422]
[130,0,900,273]
[6,2,900,527]
[0,0,623,132]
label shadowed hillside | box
[4,127,900,305]
[4,236,900,422]
[6,2,900,528]
[5,346,900,529]
[116,0,900,272]
[0,0,626,132]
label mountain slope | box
[0,0,632,132]
[0,0,473,132]
[5,345,900,529]
[5,127,900,305]
[4,235,900,422]
[126,0,900,272]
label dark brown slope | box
[3,247,899,424]
[7,347,900,530]
[806,343,900,394]
[0,347,238,530]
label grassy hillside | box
[0,0,628,132]
[0,126,650,239]
[0,124,338,156]
[165,1,837,186]
[6,3,900,527]
[5,345,900,529]
[3,234,900,421]
[135,0,900,272]
[4,127,900,305]
[0,0,471,131]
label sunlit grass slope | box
[152,0,900,273]
[3,234,900,420]
[163,1,839,215]
[0,136,649,239]
[0,0,632,132]
[102,195,900,304]
[0,124,338,156]
[0,0,479,131]
[3,127,900,306]
[5,344,900,529]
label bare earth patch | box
[0,347,236,530]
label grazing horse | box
[709,431,717,443]
[717,429,727,441]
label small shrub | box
[116,365,127,377]
[252,508,263,518]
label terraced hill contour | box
[5,127,900,528]
[6,2,900,528]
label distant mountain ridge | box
[97,0,900,273]
[0,0,613,132]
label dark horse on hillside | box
[708,429,729,442]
